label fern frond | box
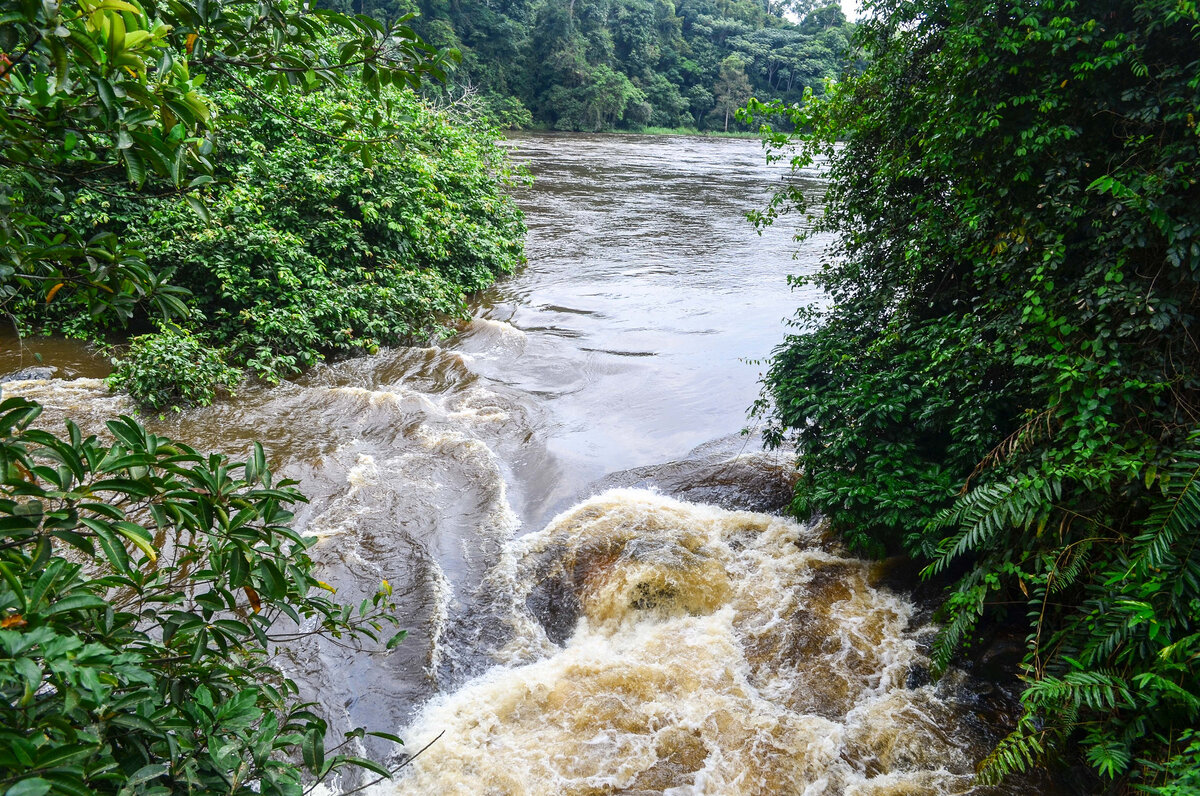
[976,717,1045,785]
[930,582,986,673]
[925,477,1059,575]
[1131,672,1200,714]
[1048,540,1092,595]
[1024,670,1134,712]
[1085,736,1132,779]
[1134,441,1200,573]
[965,406,1059,487]
[1076,594,1151,666]
[1158,633,1200,662]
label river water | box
[3,133,1056,795]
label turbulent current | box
[1,133,1057,794]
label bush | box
[107,326,241,411]
[746,0,1200,790]
[0,396,406,794]
[480,93,535,129]
[32,77,527,385]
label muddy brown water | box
[4,132,1065,794]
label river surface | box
[3,132,1058,795]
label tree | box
[322,0,856,131]
[711,53,750,130]
[744,0,1200,790]
[686,83,714,126]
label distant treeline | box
[321,0,857,131]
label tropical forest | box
[0,0,1197,795]
[324,0,857,131]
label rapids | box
[389,491,1012,796]
[2,132,1062,794]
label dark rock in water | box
[973,634,1029,684]
[593,434,798,513]
[525,567,583,646]
[905,664,931,689]
[1,366,57,382]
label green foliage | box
[0,0,455,323]
[544,65,647,131]
[6,3,526,390]
[1144,731,1200,796]
[60,77,526,385]
[323,0,858,132]
[749,0,1200,790]
[0,395,406,794]
[478,93,535,129]
[106,326,241,411]
[711,54,752,131]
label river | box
[3,132,1057,795]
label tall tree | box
[318,0,857,131]
[711,53,751,130]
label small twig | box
[331,730,445,796]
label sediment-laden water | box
[2,133,1057,794]
[390,490,1023,796]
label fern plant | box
[932,439,1200,790]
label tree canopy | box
[0,0,454,323]
[321,0,858,131]
[747,0,1200,790]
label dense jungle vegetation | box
[0,1,520,792]
[3,0,526,410]
[321,0,857,131]
[748,0,1200,792]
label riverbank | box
[513,122,763,139]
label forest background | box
[320,0,858,131]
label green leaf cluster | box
[748,0,1200,790]
[1,0,457,322]
[0,394,408,794]
[39,74,528,395]
[106,325,240,411]
[4,1,526,405]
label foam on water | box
[2,373,1034,795]
[457,318,529,356]
[3,377,131,423]
[385,490,1005,796]
[3,132,1075,794]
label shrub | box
[41,78,527,384]
[0,395,406,794]
[107,327,241,411]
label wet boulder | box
[1,366,56,382]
